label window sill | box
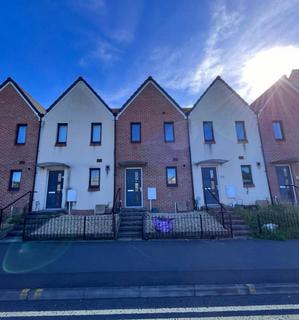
[165,141,175,143]
[243,184,255,188]
[55,143,67,147]
[88,188,100,192]
[167,185,178,188]
[204,140,216,144]
[90,143,102,146]
[238,140,248,144]
[131,141,141,144]
[15,143,26,146]
[8,189,20,192]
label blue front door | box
[276,165,296,203]
[46,170,64,209]
[202,167,219,206]
[126,168,142,207]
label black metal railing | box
[203,187,233,236]
[112,188,121,239]
[143,212,231,240]
[255,210,299,238]
[0,191,33,230]
[23,214,118,240]
[284,184,299,205]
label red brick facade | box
[0,82,41,208]
[251,75,299,203]
[115,79,193,212]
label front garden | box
[235,205,299,240]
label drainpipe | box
[256,112,273,204]
[31,114,42,212]
[113,116,117,210]
[187,116,196,210]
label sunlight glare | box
[242,46,299,100]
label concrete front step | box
[120,208,147,213]
[120,221,143,226]
[118,211,144,240]
[119,225,142,232]
[121,215,143,220]
[118,232,142,239]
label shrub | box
[234,205,299,240]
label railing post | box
[22,217,27,240]
[220,207,224,227]
[113,212,116,240]
[229,212,233,238]
[200,214,203,239]
[0,209,3,229]
[28,191,33,212]
[83,216,87,240]
[257,214,262,234]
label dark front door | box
[126,168,142,207]
[276,165,296,203]
[46,170,64,209]
[202,167,219,206]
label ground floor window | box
[89,168,101,190]
[166,167,177,187]
[9,170,22,191]
[241,165,253,186]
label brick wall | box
[0,83,40,208]
[115,81,193,212]
[252,80,299,202]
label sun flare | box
[241,46,299,100]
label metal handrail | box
[285,184,299,190]
[0,190,33,227]
[203,187,226,211]
[112,188,121,214]
[112,188,121,239]
[203,187,228,230]
[1,191,33,211]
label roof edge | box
[0,77,45,117]
[116,76,186,119]
[46,76,114,116]
[189,76,249,116]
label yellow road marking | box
[32,288,43,300]
[246,284,256,294]
[19,289,30,300]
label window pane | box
[235,122,246,141]
[164,123,174,142]
[273,121,283,140]
[16,125,27,144]
[57,124,67,143]
[91,124,101,143]
[241,165,253,185]
[90,169,100,187]
[131,123,141,142]
[11,171,22,189]
[203,122,214,141]
[167,167,177,185]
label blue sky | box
[1,0,299,109]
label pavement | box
[1,239,299,318]
[1,239,299,290]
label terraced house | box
[115,77,193,212]
[0,77,45,208]
[189,76,270,208]
[33,77,115,213]
[251,70,299,204]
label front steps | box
[3,210,65,240]
[118,210,145,240]
[208,208,251,239]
